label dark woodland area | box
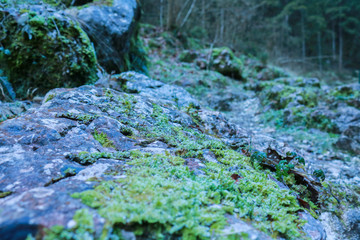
[0,1,359,240]
[142,0,360,76]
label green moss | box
[45,94,56,103]
[44,209,94,240]
[56,112,98,125]
[0,7,98,97]
[305,112,338,133]
[71,152,305,239]
[179,50,199,63]
[66,151,130,165]
[330,85,360,108]
[210,47,243,80]
[93,130,116,149]
[299,90,318,108]
[0,191,12,198]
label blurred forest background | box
[140,0,360,77]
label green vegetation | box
[66,151,130,165]
[44,209,95,240]
[0,5,98,97]
[313,170,326,182]
[209,47,243,80]
[69,151,306,239]
[56,113,98,125]
[93,130,116,149]
[0,191,12,198]
[276,160,295,179]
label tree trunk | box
[179,0,197,30]
[167,0,175,30]
[339,22,343,71]
[160,0,164,28]
[301,10,306,62]
[332,22,336,60]
[318,32,322,72]
[201,0,205,31]
[220,8,225,42]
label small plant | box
[286,151,305,165]
[250,150,267,166]
[185,102,202,126]
[45,94,55,103]
[93,130,116,149]
[276,160,294,179]
[313,169,325,181]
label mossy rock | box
[73,0,148,74]
[178,50,199,63]
[209,47,244,80]
[330,84,360,109]
[0,4,98,97]
[306,110,339,133]
[256,66,290,81]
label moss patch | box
[44,209,95,240]
[70,151,306,239]
[92,130,116,149]
[0,191,12,198]
[0,5,98,97]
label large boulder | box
[0,3,98,98]
[70,0,148,73]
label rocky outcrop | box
[71,0,147,73]
[0,2,98,98]
[0,72,326,239]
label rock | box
[0,101,32,122]
[256,66,290,81]
[210,47,243,80]
[205,90,248,111]
[320,209,360,240]
[0,72,325,239]
[178,50,199,63]
[307,108,339,133]
[330,84,360,109]
[113,71,200,108]
[0,3,98,97]
[72,0,147,73]
[334,106,360,132]
[299,211,327,240]
[336,123,360,154]
[274,77,321,88]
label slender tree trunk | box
[220,8,225,42]
[179,0,197,30]
[332,22,336,60]
[160,0,164,28]
[167,0,175,30]
[318,32,322,72]
[301,10,306,62]
[339,22,343,71]
[201,0,205,30]
[201,0,206,43]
